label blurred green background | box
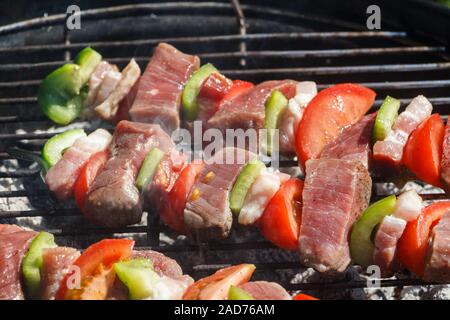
[435,0,450,7]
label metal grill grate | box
[0,0,449,298]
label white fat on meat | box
[373,95,432,163]
[83,61,118,118]
[239,169,289,225]
[279,81,317,153]
[372,189,423,275]
[393,189,423,221]
[94,67,122,106]
[84,61,110,106]
[95,59,141,121]
[143,275,193,300]
[373,215,407,275]
[45,128,113,201]
[291,81,318,108]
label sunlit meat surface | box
[40,247,81,300]
[184,147,255,240]
[86,121,174,227]
[129,43,200,133]
[208,80,297,134]
[299,158,371,274]
[320,113,376,169]
[0,225,37,300]
[424,211,450,283]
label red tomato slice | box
[258,178,304,250]
[55,239,134,300]
[402,113,445,187]
[397,201,450,277]
[293,293,319,300]
[73,150,108,221]
[221,80,254,102]
[295,83,375,167]
[199,73,232,103]
[160,160,204,234]
[183,264,256,300]
[196,73,233,121]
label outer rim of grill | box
[0,2,365,36]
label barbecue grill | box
[0,0,449,299]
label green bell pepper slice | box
[136,147,165,190]
[373,96,401,142]
[42,128,86,167]
[350,195,397,267]
[230,159,266,215]
[182,63,218,121]
[21,232,57,299]
[38,47,101,125]
[114,259,160,300]
[228,285,254,300]
[263,90,288,155]
[74,47,102,84]
[38,64,84,125]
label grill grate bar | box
[200,46,447,58]
[0,132,69,140]
[0,152,19,159]
[0,115,47,124]
[0,80,40,87]
[0,31,408,54]
[374,97,450,106]
[373,193,447,201]
[223,62,450,76]
[2,63,450,88]
[231,0,247,67]
[0,189,49,197]
[47,225,150,237]
[0,2,237,36]
[241,3,364,31]
[322,79,450,90]
[0,169,41,178]
[0,208,80,219]
[0,116,33,123]
[283,278,436,291]
[2,79,450,105]
[0,97,36,104]
[191,262,299,272]
[141,241,277,253]
[1,46,445,71]
[0,151,39,160]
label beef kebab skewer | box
[37,43,317,156]
[0,225,302,301]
